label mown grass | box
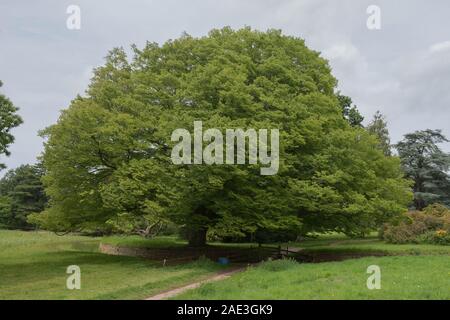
[176,256,450,300]
[176,234,450,300]
[0,230,226,300]
[2,230,449,300]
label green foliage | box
[0,80,23,170]
[38,27,411,242]
[418,230,450,245]
[105,212,179,237]
[337,93,364,127]
[381,204,450,244]
[396,129,450,209]
[0,164,47,229]
[366,111,391,156]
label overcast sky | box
[1,0,449,172]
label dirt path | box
[145,267,246,300]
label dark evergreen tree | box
[0,164,47,229]
[337,93,364,127]
[396,129,450,210]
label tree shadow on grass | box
[0,249,223,288]
[0,250,154,287]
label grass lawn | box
[1,230,449,300]
[0,230,227,300]
[175,234,450,300]
[175,256,450,299]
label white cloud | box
[429,41,450,53]
[323,43,360,61]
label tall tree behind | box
[0,80,23,170]
[396,129,450,210]
[367,111,391,156]
[0,164,47,229]
[337,93,364,127]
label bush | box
[381,204,450,245]
[418,230,450,245]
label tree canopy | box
[34,28,412,244]
[0,164,47,229]
[0,80,23,170]
[396,129,450,210]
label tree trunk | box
[187,205,213,247]
[414,197,426,211]
[187,227,207,247]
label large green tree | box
[35,28,411,245]
[0,163,47,229]
[0,80,23,170]
[396,129,450,210]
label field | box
[176,256,450,299]
[174,234,450,299]
[0,230,227,300]
[0,230,449,300]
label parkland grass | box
[175,234,450,299]
[0,230,226,300]
[176,256,450,300]
[1,230,449,300]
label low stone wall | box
[99,243,274,264]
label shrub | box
[418,230,450,245]
[381,204,450,245]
